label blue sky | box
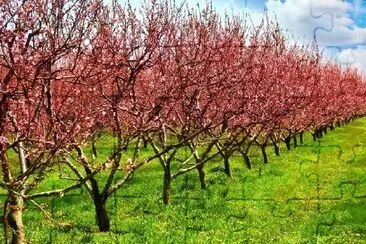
[241,0,267,10]
[346,0,366,27]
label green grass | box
[3,119,366,243]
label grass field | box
[3,119,366,243]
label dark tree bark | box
[223,155,232,178]
[94,197,109,232]
[86,169,111,232]
[162,167,172,205]
[299,132,304,144]
[261,145,268,164]
[243,154,251,169]
[143,138,148,149]
[284,138,291,150]
[196,164,206,189]
[316,130,323,139]
[273,142,280,156]
[91,142,98,158]
[293,135,297,148]
[312,133,317,141]
[270,136,280,156]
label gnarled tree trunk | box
[87,173,110,232]
[284,138,291,151]
[223,155,232,178]
[93,197,109,232]
[273,142,280,156]
[299,132,304,144]
[293,135,297,148]
[243,154,251,169]
[260,145,268,164]
[312,133,316,141]
[6,194,25,244]
[316,130,323,139]
[162,167,172,205]
[196,164,206,189]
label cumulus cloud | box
[264,0,365,45]
[264,0,366,74]
[338,46,366,75]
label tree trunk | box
[86,172,110,232]
[143,138,148,149]
[329,125,335,131]
[312,133,316,141]
[91,142,98,158]
[93,197,110,232]
[261,145,268,164]
[223,155,232,178]
[196,164,206,189]
[323,127,327,134]
[17,142,27,175]
[285,138,291,151]
[273,142,280,156]
[243,154,251,169]
[293,135,297,148]
[316,130,323,139]
[299,132,304,144]
[6,194,25,244]
[162,168,172,205]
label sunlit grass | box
[2,119,366,243]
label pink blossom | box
[0,136,7,147]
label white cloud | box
[264,0,363,45]
[264,0,366,74]
[338,46,366,75]
[316,26,366,46]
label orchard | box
[0,0,365,243]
